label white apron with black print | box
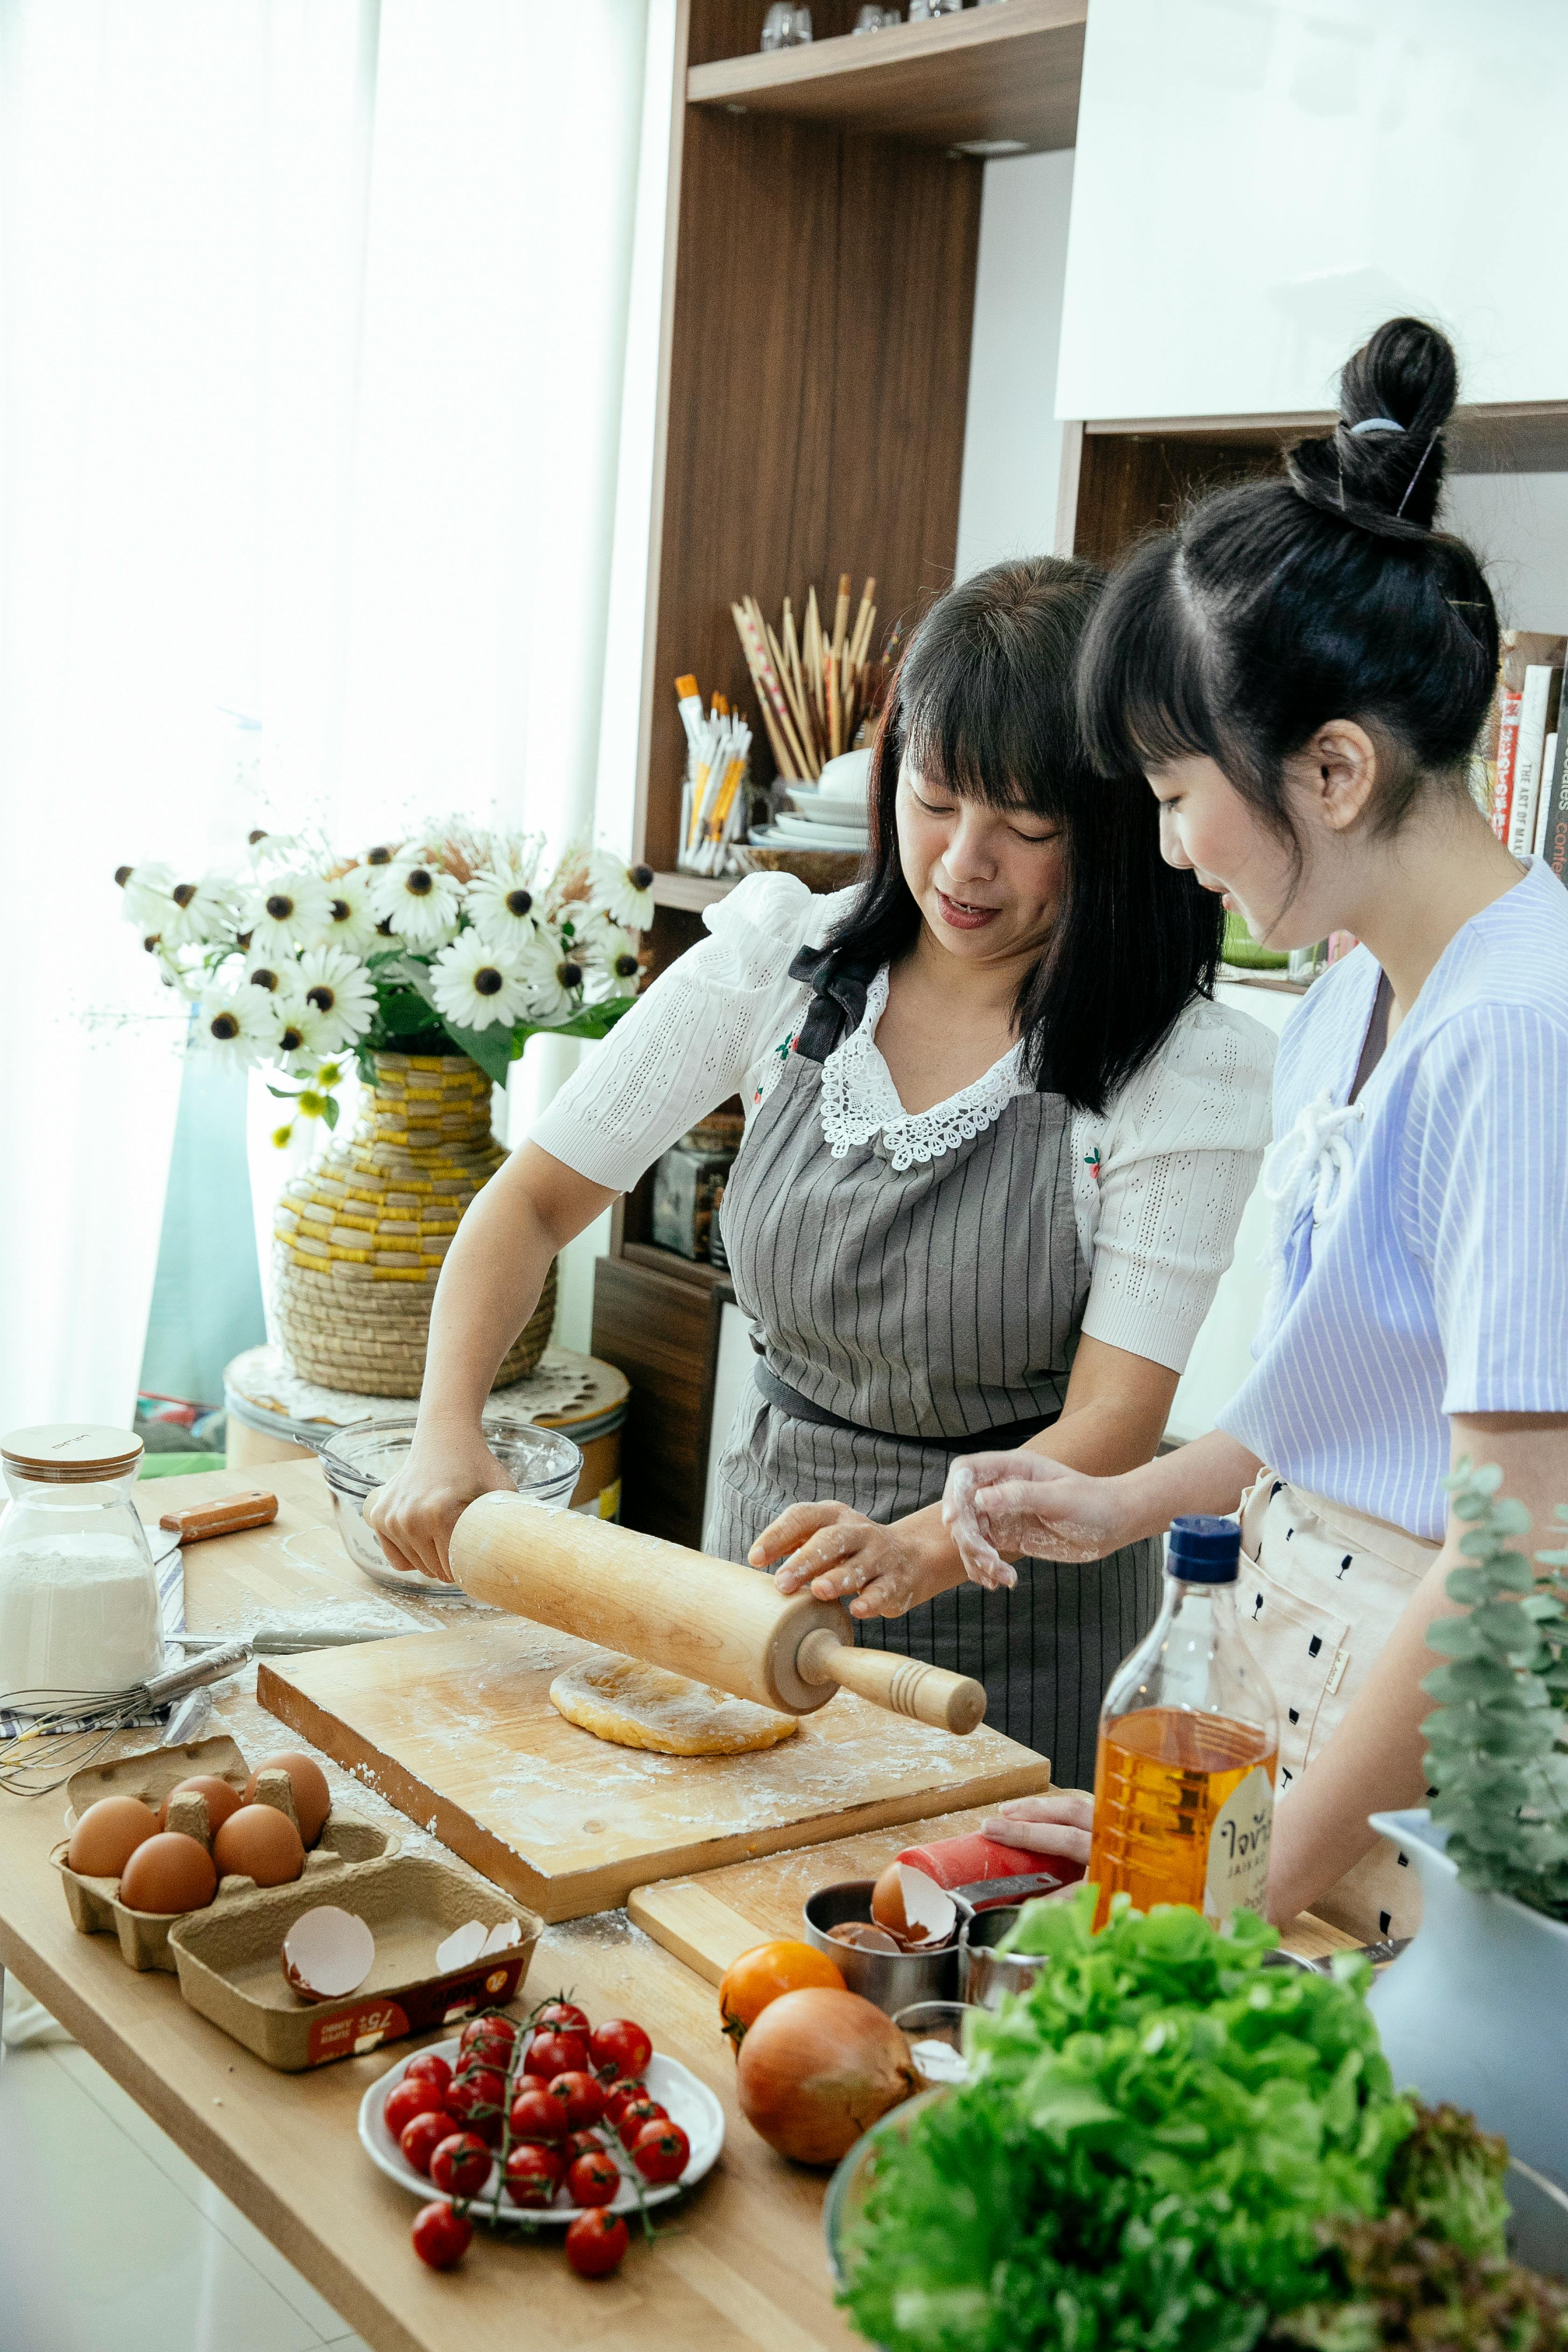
[1240,1473,1438,1942]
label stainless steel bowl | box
[803,1881,961,2013]
[959,1904,1044,2008]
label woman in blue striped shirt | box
[811,317,1568,1941]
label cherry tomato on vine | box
[504,2142,563,2209]
[399,2111,456,2177]
[508,2086,568,2146]
[385,2074,449,2141]
[632,2120,690,2184]
[403,2052,453,2096]
[566,2149,621,2208]
[602,2077,648,2126]
[533,1999,590,2036]
[565,2128,608,2162]
[459,2011,518,2056]
[411,2199,472,2271]
[447,2066,508,2145]
[429,2132,492,2198]
[616,2096,667,2148]
[565,2209,628,2277]
[524,2028,590,2080]
[589,2017,652,2083]
[459,2023,516,2072]
[548,2071,605,2130]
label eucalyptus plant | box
[1421,1460,1568,1921]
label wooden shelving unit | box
[687,0,1085,154]
[649,868,735,913]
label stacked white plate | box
[765,750,872,850]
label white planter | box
[1365,1810,1568,2191]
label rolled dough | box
[547,1655,800,1756]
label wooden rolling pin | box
[448,1495,987,1735]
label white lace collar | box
[817,966,1029,1172]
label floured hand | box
[943,1451,1135,1585]
[750,1500,961,1620]
[982,1788,1094,1865]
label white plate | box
[783,789,870,827]
[763,816,870,849]
[358,2032,724,2226]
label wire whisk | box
[0,1640,252,1796]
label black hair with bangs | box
[1077,316,1500,868]
[819,555,1222,1116]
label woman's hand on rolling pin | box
[943,1452,1134,1588]
[750,1502,959,1619]
[980,1789,1093,1868]
[362,1427,515,1584]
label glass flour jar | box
[0,1425,163,1709]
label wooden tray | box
[258,1621,1052,1923]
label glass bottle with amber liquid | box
[1087,1515,1279,1929]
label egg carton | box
[52,1731,395,1973]
[169,1849,542,2071]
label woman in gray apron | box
[365,558,1274,1789]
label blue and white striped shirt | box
[1220,857,1568,1540]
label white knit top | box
[534,873,1276,1374]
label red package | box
[896,1831,1084,1911]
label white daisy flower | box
[240,868,334,959]
[294,944,377,1051]
[272,1000,343,1070]
[243,957,307,1014]
[466,863,543,952]
[161,871,238,950]
[192,987,280,1069]
[576,912,643,997]
[114,861,176,932]
[588,849,655,931]
[515,939,584,1027]
[369,855,462,947]
[321,865,381,955]
[430,932,533,1033]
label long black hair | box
[1077,317,1500,868]
[819,556,1221,1116]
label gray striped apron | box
[703,992,1161,1785]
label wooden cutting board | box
[259,1622,1051,1923]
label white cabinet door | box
[1057,0,1568,424]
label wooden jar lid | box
[2,1423,145,1484]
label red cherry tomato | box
[411,2198,472,2271]
[590,2017,652,2083]
[429,2132,492,2197]
[385,2074,450,2141]
[524,2028,590,2080]
[507,2086,568,2146]
[446,2065,508,2146]
[566,2149,621,2208]
[403,2052,453,2096]
[548,2071,606,2130]
[504,2141,563,2209]
[565,2128,608,2162]
[601,2078,648,2125]
[533,1999,591,2036]
[565,2208,628,2277]
[459,2010,518,2054]
[632,2120,691,2184]
[399,2111,456,2177]
[616,2096,667,2149]
[459,2023,516,2072]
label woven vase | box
[271,1050,555,1399]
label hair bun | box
[1285,315,1458,539]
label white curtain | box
[0,0,655,1428]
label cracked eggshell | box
[434,1918,490,1974]
[828,1921,903,1954]
[870,1861,959,1950]
[281,1906,377,2002]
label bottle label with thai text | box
[1203,1764,1274,1921]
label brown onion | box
[735,1987,917,2165]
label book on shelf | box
[1537,721,1568,879]
[1482,631,1566,847]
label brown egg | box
[214,1803,306,1887]
[244,1751,330,1846]
[156,1775,242,1834]
[66,1795,160,1878]
[119,1831,218,1914]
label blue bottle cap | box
[1167,1514,1242,1583]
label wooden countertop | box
[0,1461,1355,2352]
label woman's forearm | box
[1092,1428,1263,1545]
[415,1143,618,1439]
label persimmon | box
[718,1939,847,2050]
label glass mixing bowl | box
[318,1412,581,1597]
